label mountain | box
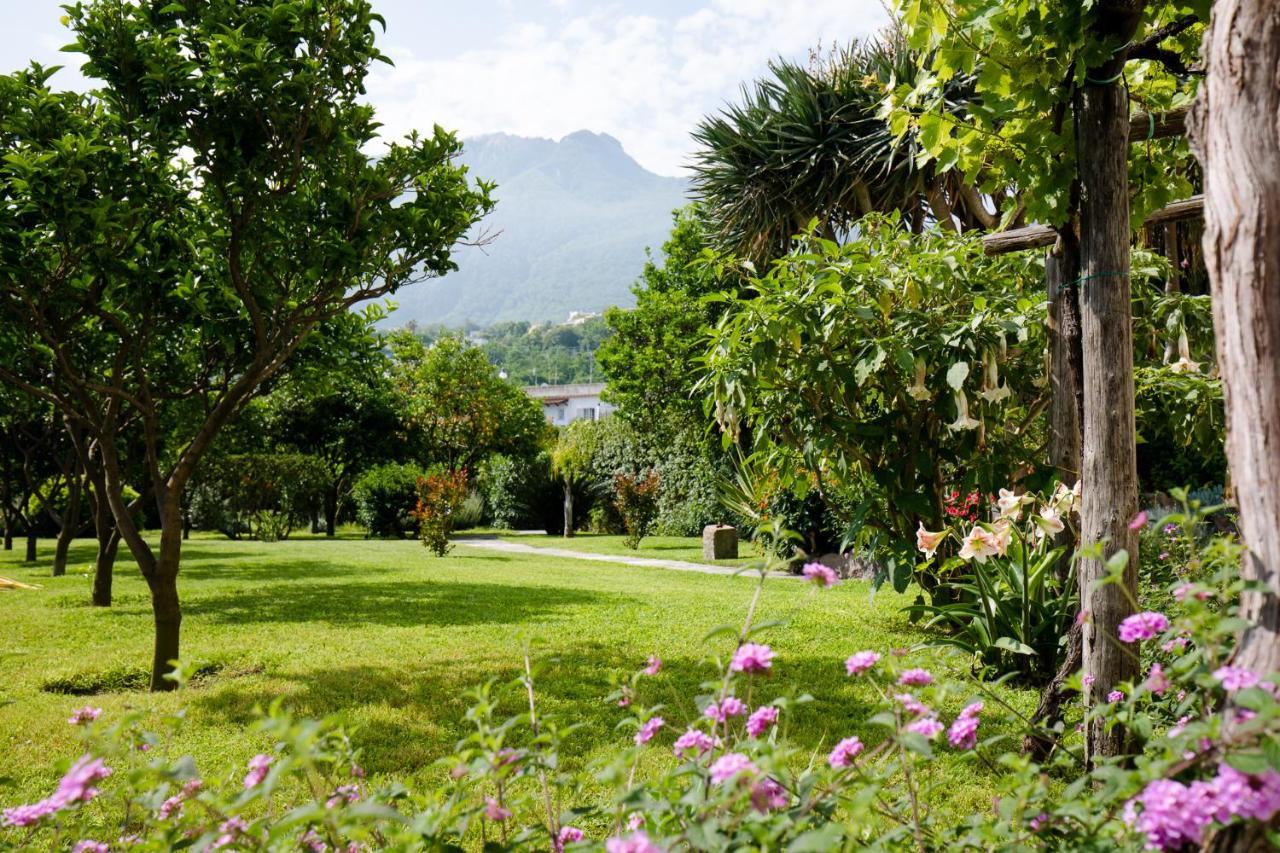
[384,131,689,327]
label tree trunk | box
[92,529,118,607]
[1188,0,1280,685]
[148,499,185,691]
[1047,238,1084,483]
[51,474,84,577]
[562,483,574,539]
[3,522,11,550]
[24,530,36,563]
[1076,13,1144,762]
[325,486,339,537]
[1024,236,1086,760]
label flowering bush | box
[612,471,661,550]
[5,517,1280,851]
[912,483,1079,679]
[411,466,470,556]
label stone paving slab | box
[454,537,798,579]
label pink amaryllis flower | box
[801,561,840,588]
[958,525,1002,563]
[731,643,774,674]
[916,523,947,558]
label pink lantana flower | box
[643,656,661,676]
[704,696,746,722]
[634,716,664,746]
[828,736,864,769]
[746,705,779,738]
[1129,510,1150,530]
[897,668,933,687]
[243,753,272,789]
[605,831,661,853]
[68,706,102,726]
[672,728,716,758]
[845,650,880,676]
[1107,690,1124,703]
[907,717,944,739]
[709,752,757,784]
[802,561,839,588]
[1146,663,1170,696]
[1118,611,1169,643]
[731,643,774,674]
[1214,665,1261,692]
[484,797,512,822]
[555,826,585,852]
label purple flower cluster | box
[731,643,774,674]
[673,728,716,758]
[946,702,983,750]
[750,777,788,812]
[844,650,880,676]
[704,696,746,722]
[828,736,864,769]
[553,825,584,852]
[67,706,101,726]
[907,717,943,739]
[801,561,839,588]
[1,755,112,827]
[1118,611,1170,643]
[605,830,661,853]
[634,716,664,746]
[243,753,272,789]
[1214,665,1261,692]
[1126,766,1280,851]
[746,705,779,738]
[709,752,756,784]
[897,668,933,687]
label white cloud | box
[365,1,887,175]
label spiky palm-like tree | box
[690,33,990,264]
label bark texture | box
[1077,2,1145,762]
[1188,0,1280,685]
[51,473,83,577]
[1047,239,1084,482]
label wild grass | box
[0,534,1034,825]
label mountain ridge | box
[385,130,689,327]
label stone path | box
[453,537,797,579]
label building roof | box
[523,382,607,399]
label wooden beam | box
[1128,106,1188,142]
[982,194,1203,255]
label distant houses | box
[524,382,615,426]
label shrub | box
[412,467,470,556]
[453,490,486,531]
[479,452,556,531]
[351,462,423,538]
[187,453,327,541]
[613,470,660,549]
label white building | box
[524,382,616,426]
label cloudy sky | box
[0,1,888,176]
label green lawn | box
[0,534,1033,827]
[459,531,753,566]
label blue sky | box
[1,1,888,175]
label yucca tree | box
[690,32,991,264]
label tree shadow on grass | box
[183,650,903,779]
[183,577,623,628]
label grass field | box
[459,531,754,566]
[0,533,1034,828]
